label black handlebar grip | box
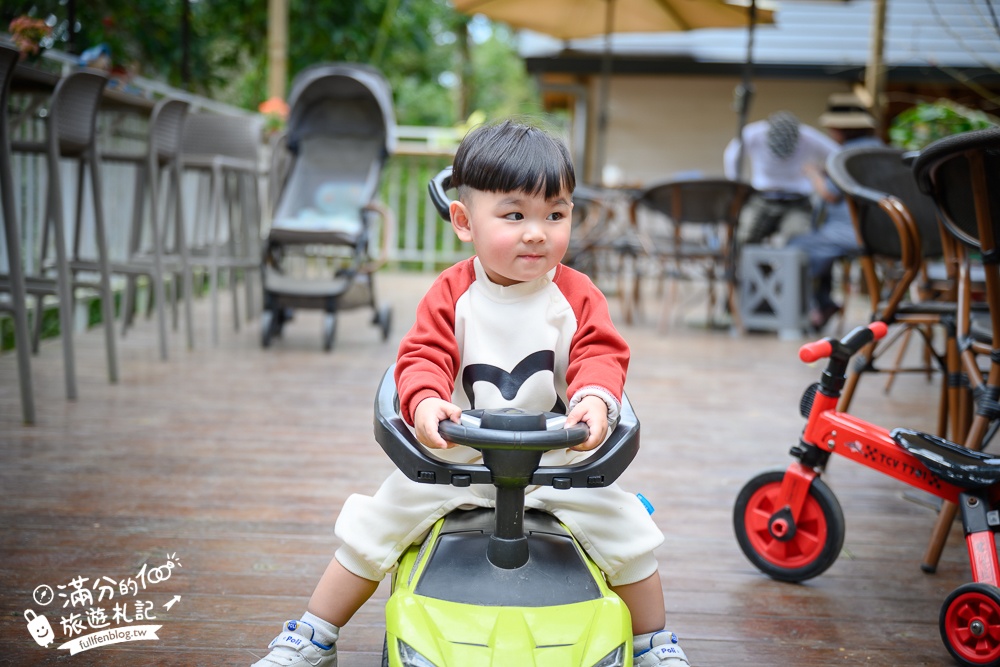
[427,167,454,222]
[438,419,590,451]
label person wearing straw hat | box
[790,94,882,331]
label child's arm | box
[395,262,472,425]
[413,396,463,449]
[557,267,630,424]
[564,394,608,451]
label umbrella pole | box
[733,0,758,182]
[594,0,616,185]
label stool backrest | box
[48,69,108,157]
[149,98,189,162]
[181,112,263,165]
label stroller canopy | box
[272,63,397,238]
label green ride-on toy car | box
[373,365,643,667]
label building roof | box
[520,0,1000,82]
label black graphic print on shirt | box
[461,350,566,413]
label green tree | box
[4,0,538,126]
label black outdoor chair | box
[628,178,755,332]
[912,125,1000,572]
[826,145,964,439]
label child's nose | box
[522,221,545,242]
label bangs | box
[452,121,575,199]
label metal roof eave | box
[524,54,1000,85]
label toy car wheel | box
[322,313,337,352]
[941,582,1000,666]
[733,469,845,582]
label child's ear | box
[450,201,473,243]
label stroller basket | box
[262,63,396,351]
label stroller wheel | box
[941,583,1000,666]
[261,310,274,348]
[322,313,337,352]
[376,305,392,341]
[261,308,285,348]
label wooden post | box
[864,0,888,135]
[267,0,288,102]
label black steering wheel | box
[437,409,589,450]
[374,365,639,490]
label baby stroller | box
[261,63,395,351]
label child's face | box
[450,187,573,286]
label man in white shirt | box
[724,111,839,245]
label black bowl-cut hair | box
[451,119,576,201]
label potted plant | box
[888,99,997,150]
[8,16,52,62]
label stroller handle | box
[428,167,454,222]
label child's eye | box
[504,212,524,221]
[548,212,565,221]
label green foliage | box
[888,100,998,151]
[3,1,538,126]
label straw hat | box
[819,93,876,129]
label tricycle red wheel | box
[941,583,1000,666]
[733,470,845,582]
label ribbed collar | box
[472,256,556,302]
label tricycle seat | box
[893,428,1000,490]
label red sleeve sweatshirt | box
[395,257,629,425]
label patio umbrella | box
[452,0,773,181]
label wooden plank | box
[0,271,967,666]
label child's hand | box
[565,395,608,451]
[413,397,463,449]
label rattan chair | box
[913,126,1000,571]
[827,146,963,439]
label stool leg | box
[87,150,119,383]
[2,154,36,424]
[47,149,78,400]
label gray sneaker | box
[634,630,690,667]
[251,620,337,667]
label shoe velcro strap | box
[269,632,311,651]
[649,643,688,661]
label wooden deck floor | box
[0,271,971,666]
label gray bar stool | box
[181,112,264,345]
[10,69,119,399]
[0,43,35,423]
[102,97,193,358]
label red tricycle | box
[733,322,1000,667]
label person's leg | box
[307,558,381,627]
[775,200,814,245]
[610,571,666,634]
[789,221,858,328]
[254,471,479,667]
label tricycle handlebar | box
[799,322,888,363]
